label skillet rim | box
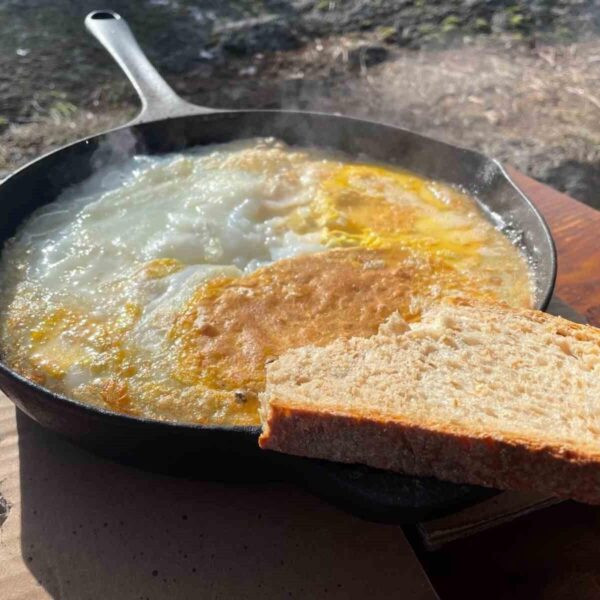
[0,107,557,436]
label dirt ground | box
[1,0,600,207]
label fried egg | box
[0,138,534,425]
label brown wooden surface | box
[422,171,600,599]
[511,169,600,326]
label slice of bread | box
[259,301,600,503]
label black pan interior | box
[0,110,555,522]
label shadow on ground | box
[16,411,433,599]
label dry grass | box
[302,39,600,179]
[2,37,599,205]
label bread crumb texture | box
[259,302,600,503]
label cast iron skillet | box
[0,11,556,523]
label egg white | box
[0,139,329,394]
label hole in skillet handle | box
[89,10,120,20]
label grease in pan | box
[0,138,533,426]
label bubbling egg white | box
[21,140,326,295]
[0,138,534,425]
[0,139,330,398]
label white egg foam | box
[0,139,333,394]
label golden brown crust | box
[170,246,487,413]
[259,403,600,504]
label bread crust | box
[259,403,600,504]
[259,301,600,503]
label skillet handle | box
[85,10,216,124]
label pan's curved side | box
[0,358,266,479]
[494,161,557,309]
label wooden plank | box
[510,169,600,325]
